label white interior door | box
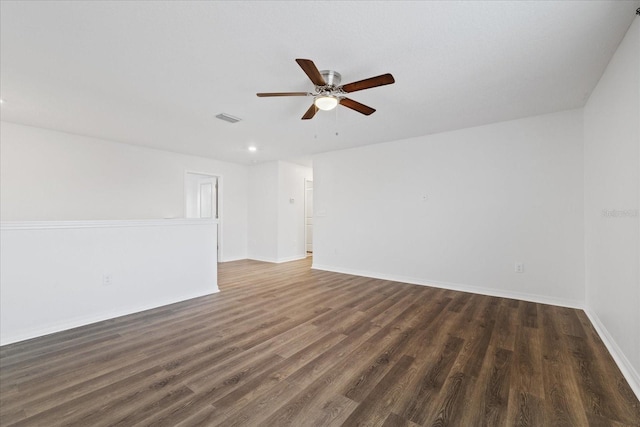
[199,182,213,218]
[185,172,221,261]
[305,180,313,254]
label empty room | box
[1,1,639,426]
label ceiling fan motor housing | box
[319,70,341,88]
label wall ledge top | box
[0,219,218,230]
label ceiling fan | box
[257,58,395,120]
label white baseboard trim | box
[275,255,308,263]
[248,256,278,263]
[0,289,219,346]
[584,308,640,400]
[311,263,584,309]
[219,256,247,263]
[248,255,307,264]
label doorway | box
[185,171,222,261]
[304,179,313,255]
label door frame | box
[184,170,223,262]
[304,178,313,256]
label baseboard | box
[584,309,640,400]
[274,255,308,263]
[248,255,307,264]
[311,263,583,309]
[0,289,219,346]
[219,256,247,263]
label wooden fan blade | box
[340,73,395,93]
[257,92,310,97]
[296,59,326,86]
[301,104,318,120]
[339,98,376,115]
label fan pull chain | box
[314,113,318,139]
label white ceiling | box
[1,1,637,167]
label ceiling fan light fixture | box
[314,96,338,111]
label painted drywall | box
[0,220,218,345]
[248,161,279,261]
[0,122,248,261]
[277,161,313,262]
[248,161,312,262]
[313,109,585,307]
[584,18,639,395]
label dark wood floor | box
[1,257,639,426]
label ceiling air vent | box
[216,113,241,124]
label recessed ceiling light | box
[248,146,257,152]
[0,99,5,104]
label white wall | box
[0,220,218,345]
[0,122,248,261]
[248,160,312,262]
[313,109,585,307]
[248,161,279,261]
[584,18,639,395]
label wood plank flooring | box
[1,257,639,426]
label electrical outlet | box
[515,263,524,273]
[103,274,112,286]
